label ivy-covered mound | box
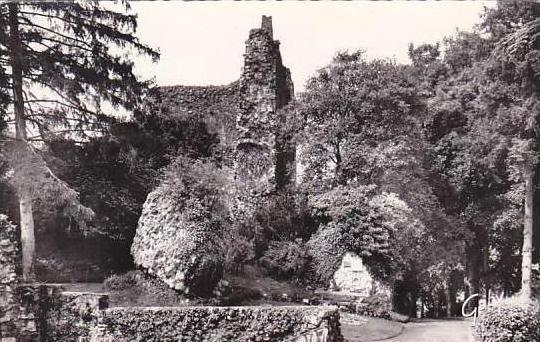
[131,160,226,296]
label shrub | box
[222,231,255,274]
[104,271,140,290]
[306,223,346,286]
[233,192,317,258]
[354,293,392,319]
[475,298,540,342]
[260,239,311,281]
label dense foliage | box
[1,0,538,317]
[0,1,159,280]
[475,299,540,342]
[292,0,540,316]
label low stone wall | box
[43,289,108,342]
[9,285,342,342]
[89,306,341,342]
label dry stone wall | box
[89,305,341,342]
[4,286,343,342]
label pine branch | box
[25,116,50,137]
[38,36,94,53]
[26,114,92,124]
[22,5,136,32]
[19,10,96,29]
[22,76,92,113]
[24,99,96,115]
[23,39,55,53]
[19,19,93,48]
[20,7,158,61]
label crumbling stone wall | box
[41,289,108,342]
[7,286,342,342]
[0,215,42,342]
[131,185,224,296]
[140,16,296,216]
[89,305,341,342]
[234,15,295,218]
[0,214,20,341]
[3,285,107,342]
[140,83,241,151]
[132,16,297,294]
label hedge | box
[474,298,540,342]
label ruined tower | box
[132,16,297,295]
[234,16,295,217]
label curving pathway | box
[381,319,474,342]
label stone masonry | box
[131,16,297,294]
[234,15,295,218]
[0,214,20,341]
[141,16,296,220]
[0,215,39,342]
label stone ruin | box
[131,16,382,297]
[332,252,390,297]
[131,16,296,295]
[234,15,295,218]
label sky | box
[129,1,496,93]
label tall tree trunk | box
[420,295,424,318]
[521,165,534,299]
[410,287,418,318]
[19,190,35,282]
[466,243,481,309]
[445,284,451,318]
[334,142,345,185]
[9,3,35,282]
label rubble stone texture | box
[234,15,295,218]
[141,16,295,207]
[140,83,241,152]
[332,252,390,297]
[132,16,296,294]
[90,305,342,342]
[1,284,343,342]
[131,188,224,296]
[0,215,19,340]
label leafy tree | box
[420,0,540,301]
[298,49,470,315]
[0,2,158,280]
[493,12,540,299]
[299,51,422,188]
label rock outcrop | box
[333,252,390,297]
[131,188,223,296]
